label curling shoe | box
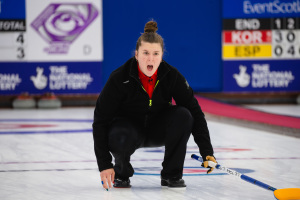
[113,178,131,188]
[161,177,186,188]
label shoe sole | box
[113,185,132,188]
[161,180,169,187]
[161,180,186,188]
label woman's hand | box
[100,168,115,190]
[202,155,217,174]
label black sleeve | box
[92,73,123,171]
[171,70,214,159]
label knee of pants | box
[108,121,141,153]
[173,107,194,132]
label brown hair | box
[136,20,164,52]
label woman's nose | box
[148,54,153,61]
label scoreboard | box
[0,29,27,61]
[222,0,300,92]
[223,18,300,59]
[0,0,103,95]
[0,0,26,61]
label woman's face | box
[135,41,163,77]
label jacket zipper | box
[141,80,159,127]
[141,80,159,107]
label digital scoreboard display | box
[0,0,103,95]
[0,0,26,62]
[222,0,300,92]
[223,18,300,59]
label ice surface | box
[0,107,299,200]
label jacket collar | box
[129,57,170,81]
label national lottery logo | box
[31,3,98,54]
[233,64,295,88]
[233,65,250,88]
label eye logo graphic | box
[31,3,98,54]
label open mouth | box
[147,65,153,71]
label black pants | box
[108,106,193,179]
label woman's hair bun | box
[136,20,164,51]
[144,21,158,33]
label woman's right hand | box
[100,168,115,190]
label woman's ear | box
[135,50,138,60]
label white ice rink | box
[0,106,300,200]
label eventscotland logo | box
[243,0,300,15]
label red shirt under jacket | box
[137,64,158,99]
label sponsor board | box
[0,73,22,91]
[224,60,299,92]
[223,0,300,92]
[0,62,101,94]
[26,1,102,61]
[0,0,103,95]
[223,0,300,18]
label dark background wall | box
[102,0,222,92]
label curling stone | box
[37,93,62,109]
[12,92,36,109]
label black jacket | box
[93,57,214,171]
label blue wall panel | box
[102,0,222,92]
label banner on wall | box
[0,0,103,95]
[222,0,300,92]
